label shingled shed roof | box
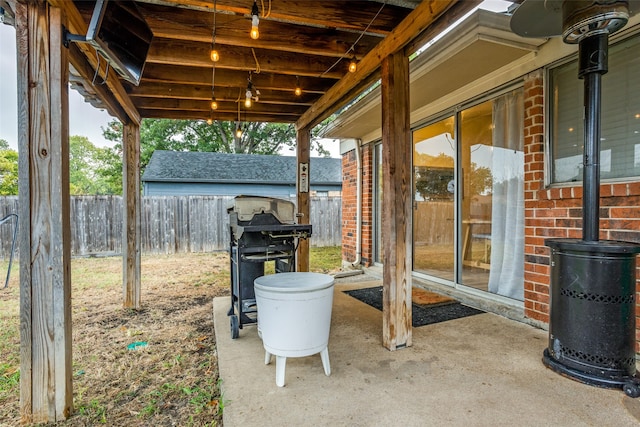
[142,150,342,185]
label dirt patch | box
[1,252,231,426]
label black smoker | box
[512,0,640,397]
[227,195,311,339]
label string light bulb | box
[210,47,219,62]
[211,0,220,61]
[211,98,218,110]
[235,124,243,138]
[348,55,358,73]
[245,80,253,108]
[250,0,260,40]
[207,118,213,125]
[294,76,302,96]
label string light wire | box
[320,0,386,77]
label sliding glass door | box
[410,88,525,301]
[412,116,455,281]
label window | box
[549,33,640,183]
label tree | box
[0,139,18,195]
[69,136,121,195]
[102,118,331,175]
[414,151,492,201]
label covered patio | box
[2,0,486,421]
[213,274,640,425]
[4,0,640,423]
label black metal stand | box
[228,241,296,339]
[544,32,640,397]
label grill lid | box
[228,195,295,224]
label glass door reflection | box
[412,116,455,281]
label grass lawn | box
[0,247,341,426]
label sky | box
[0,23,115,150]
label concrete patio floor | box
[213,277,640,426]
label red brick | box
[612,184,628,197]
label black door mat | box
[344,286,485,327]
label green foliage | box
[102,118,331,177]
[414,152,492,200]
[0,146,18,195]
[0,137,123,196]
[69,136,121,195]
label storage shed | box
[142,151,342,197]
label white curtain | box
[488,90,525,300]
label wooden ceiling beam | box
[132,2,382,58]
[128,83,316,105]
[135,97,309,115]
[146,38,347,79]
[48,0,140,124]
[297,0,480,130]
[140,108,298,123]
[135,0,411,35]
[138,64,337,93]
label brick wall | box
[341,144,375,268]
[523,69,550,324]
[342,150,358,265]
[361,144,374,266]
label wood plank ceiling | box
[67,0,423,126]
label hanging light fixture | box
[207,117,213,125]
[348,54,358,73]
[250,0,260,40]
[211,57,218,110]
[245,83,253,108]
[210,47,220,63]
[210,0,219,112]
[210,0,220,62]
[244,73,259,108]
[294,76,302,96]
[236,99,243,138]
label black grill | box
[227,195,311,339]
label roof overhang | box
[324,9,547,141]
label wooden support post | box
[296,126,311,272]
[122,122,141,308]
[381,51,412,351]
[16,2,73,422]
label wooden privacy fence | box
[0,195,342,258]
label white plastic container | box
[254,272,334,387]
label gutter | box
[351,140,362,268]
